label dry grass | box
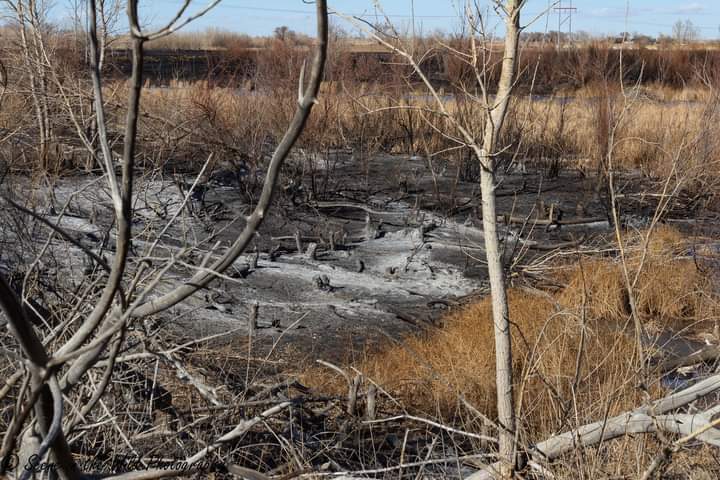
[302,227,719,440]
[560,226,718,331]
[549,439,720,479]
[136,81,720,187]
[560,258,715,331]
[508,87,720,177]
[5,64,720,196]
[334,289,641,427]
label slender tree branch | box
[130,0,328,317]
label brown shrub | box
[304,288,639,432]
[560,227,717,331]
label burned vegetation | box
[1,1,720,480]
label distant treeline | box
[511,45,720,91]
[77,43,720,91]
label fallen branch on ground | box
[466,372,720,479]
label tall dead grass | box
[303,227,719,436]
[558,227,717,331]
[507,86,720,176]
[6,67,717,197]
[316,288,642,431]
[132,81,720,194]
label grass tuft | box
[303,227,719,436]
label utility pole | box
[554,0,577,49]
[410,0,416,55]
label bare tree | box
[672,19,700,44]
[0,1,328,479]
[342,0,526,475]
[2,0,55,165]
[476,2,522,475]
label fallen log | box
[425,234,587,252]
[653,345,720,374]
[310,201,403,216]
[498,214,607,226]
[523,235,587,251]
[466,372,720,479]
[385,305,436,329]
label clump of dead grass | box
[560,226,718,331]
[303,287,639,431]
[303,226,718,435]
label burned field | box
[3,1,720,479]
[2,148,720,478]
[2,152,697,361]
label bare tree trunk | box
[473,1,523,475]
[15,1,48,162]
[343,2,523,473]
[0,276,81,479]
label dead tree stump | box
[313,274,332,291]
[250,248,259,269]
[269,245,280,262]
[306,242,318,260]
[365,384,377,421]
[248,303,258,336]
[347,374,361,416]
[294,230,303,254]
[364,214,378,241]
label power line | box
[151,1,720,33]
[553,0,576,47]
[153,1,461,18]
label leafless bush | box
[0,2,329,480]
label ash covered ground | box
[1,152,717,364]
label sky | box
[55,1,720,39]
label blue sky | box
[67,1,720,38]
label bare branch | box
[130,0,329,317]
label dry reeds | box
[303,227,718,437]
[116,79,720,209]
[560,226,718,331]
